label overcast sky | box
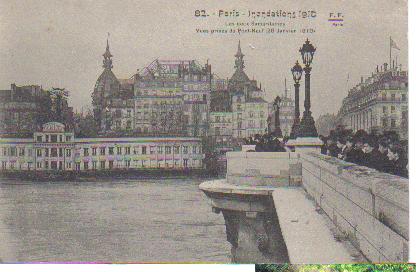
[0,0,407,118]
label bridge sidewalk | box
[272,187,364,264]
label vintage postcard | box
[0,0,408,264]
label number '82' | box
[195,10,208,17]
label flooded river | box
[0,178,229,262]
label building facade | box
[337,63,408,139]
[0,84,74,137]
[228,42,269,141]
[134,59,211,137]
[0,122,204,171]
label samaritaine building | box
[92,39,211,138]
[134,59,211,137]
[337,63,408,139]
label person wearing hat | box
[377,137,391,172]
[362,136,381,169]
[336,137,347,160]
[345,136,364,165]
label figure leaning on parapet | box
[320,126,408,178]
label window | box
[109,161,113,169]
[83,148,89,156]
[76,162,80,171]
[215,116,221,122]
[66,162,72,169]
[19,148,25,157]
[183,146,188,154]
[37,149,42,157]
[127,110,132,117]
[158,146,163,154]
[109,147,114,155]
[391,94,395,101]
[37,162,42,169]
[391,106,395,113]
[92,147,97,156]
[84,162,89,170]
[215,127,220,136]
[37,136,42,142]
[383,106,387,113]
[165,146,171,154]
[142,146,147,155]
[174,146,180,154]
[2,162,6,170]
[126,120,132,129]
[10,147,16,157]
[59,135,63,142]
[45,161,49,169]
[59,148,63,157]
[402,94,407,101]
[125,147,131,155]
[117,147,122,155]
[51,148,57,157]
[125,160,130,168]
[382,118,388,127]
[45,148,49,157]
[3,148,7,156]
[45,135,49,142]
[92,161,97,170]
[51,135,57,143]
[100,147,106,156]
[66,136,71,142]
[382,93,387,101]
[192,146,197,154]
[64,149,71,157]
[391,119,396,128]
[100,161,106,169]
[238,121,242,129]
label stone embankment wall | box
[226,152,302,186]
[301,152,408,262]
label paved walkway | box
[272,187,361,264]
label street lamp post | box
[273,95,283,137]
[298,38,318,137]
[290,60,303,139]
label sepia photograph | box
[0,0,409,264]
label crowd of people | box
[320,128,408,178]
[243,133,287,152]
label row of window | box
[81,145,202,156]
[36,134,72,143]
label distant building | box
[228,41,269,141]
[0,84,73,137]
[92,39,135,135]
[134,59,211,137]
[337,63,408,139]
[92,39,211,137]
[0,122,204,171]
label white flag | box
[390,37,400,50]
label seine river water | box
[0,178,229,263]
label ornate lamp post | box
[273,96,283,137]
[290,60,303,139]
[298,38,318,137]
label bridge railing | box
[301,152,408,262]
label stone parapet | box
[301,152,408,262]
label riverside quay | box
[0,122,204,172]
